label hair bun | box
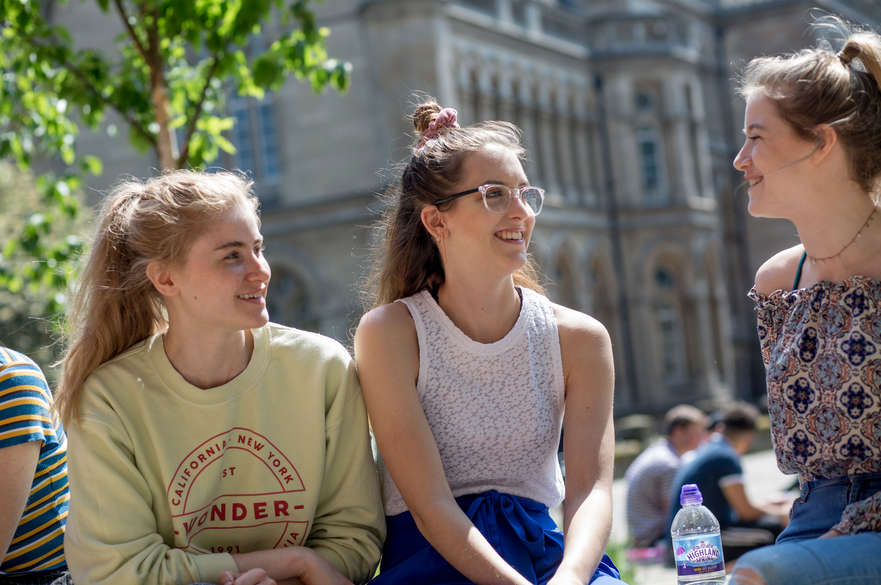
[412,101,442,134]
[839,41,861,65]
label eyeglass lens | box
[483,186,543,214]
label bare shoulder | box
[551,303,611,352]
[357,301,413,336]
[754,245,805,296]
[355,301,418,362]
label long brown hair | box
[365,98,544,308]
[56,170,259,423]
[739,21,881,196]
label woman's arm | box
[548,305,616,585]
[0,442,41,560]
[229,547,350,585]
[354,303,533,585]
[302,350,385,582]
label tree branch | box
[14,32,156,150]
[176,56,222,168]
[112,0,150,64]
[144,1,176,169]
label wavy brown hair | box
[365,98,544,308]
[56,170,259,423]
[739,21,881,196]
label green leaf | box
[81,155,103,176]
[252,55,284,88]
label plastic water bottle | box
[670,484,726,584]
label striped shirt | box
[0,347,69,575]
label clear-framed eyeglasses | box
[432,184,545,216]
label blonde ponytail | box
[839,34,881,92]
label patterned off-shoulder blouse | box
[749,277,881,534]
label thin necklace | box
[806,205,878,263]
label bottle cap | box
[680,483,703,505]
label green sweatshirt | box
[65,324,385,585]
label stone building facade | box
[48,0,881,413]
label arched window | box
[654,267,686,384]
[265,266,317,331]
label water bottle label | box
[673,533,725,577]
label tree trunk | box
[151,76,178,170]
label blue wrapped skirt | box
[369,490,624,585]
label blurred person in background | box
[625,405,708,549]
[667,402,790,565]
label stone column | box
[496,0,513,25]
[555,83,577,203]
[516,71,540,184]
[537,81,561,200]
[455,59,476,126]
[571,86,594,206]
[498,66,516,123]
[475,67,495,123]
[689,274,720,399]
[663,77,697,202]
[688,80,714,199]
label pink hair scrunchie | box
[417,107,459,149]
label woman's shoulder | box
[356,301,416,340]
[88,337,153,382]
[354,302,419,375]
[551,303,611,349]
[264,322,353,366]
[753,244,805,296]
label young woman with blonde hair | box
[355,101,625,585]
[730,21,881,585]
[57,170,384,585]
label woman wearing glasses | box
[355,100,624,585]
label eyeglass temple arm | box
[433,187,480,206]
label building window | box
[654,266,685,384]
[635,91,654,112]
[655,267,675,289]
[229,96,256,174]
[637,126,667,205]
[257,101,280,182]
[227,93,281,187]
[657,301,686,383]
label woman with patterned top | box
[354,98,625,585]
[730,20,881,585]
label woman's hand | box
[220,568,277,585]
[546,566,584,585]
[295,549,354,585]
[819,528,845,539]
[230,547,352,585]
